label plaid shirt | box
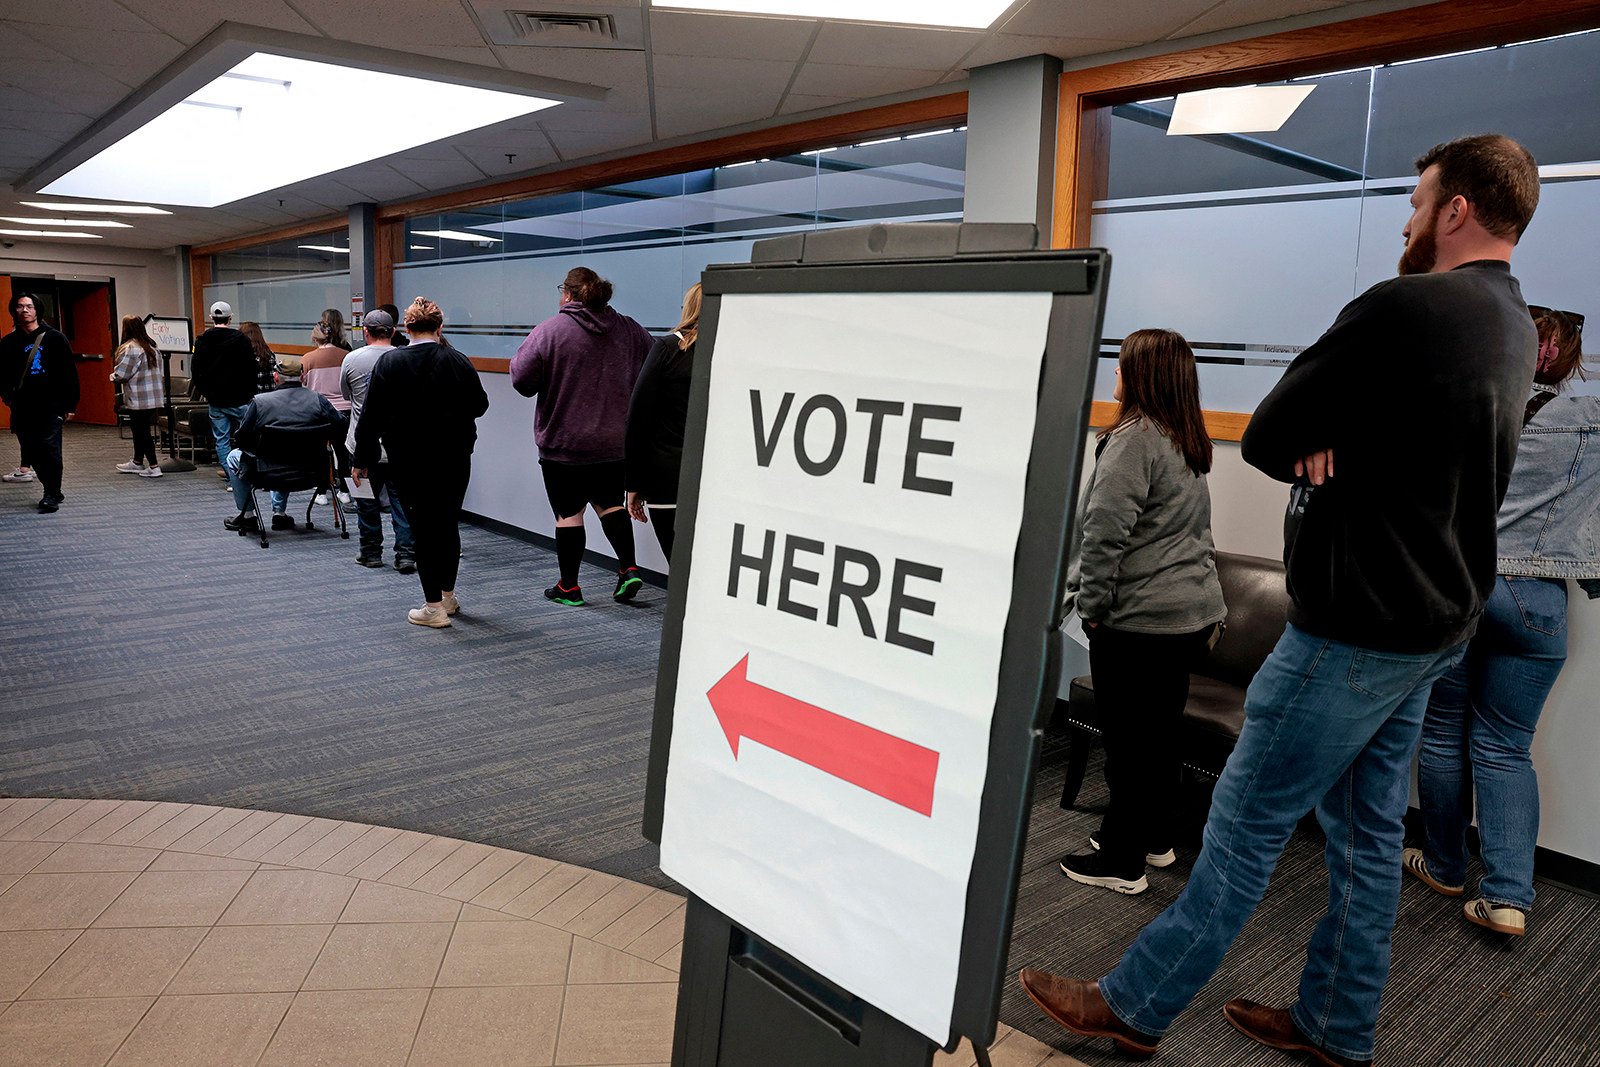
[113,343,166,411]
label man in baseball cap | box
[191,298,260,527]
[209,301,232,321]
[340,308,414,571]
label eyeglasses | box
[555,284,569,293]
[1529,305,1585,336]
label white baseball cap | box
[209,301,232,319]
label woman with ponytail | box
[112,315,167,477]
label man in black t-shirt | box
[190,300,259,500]
[0,292,78,512]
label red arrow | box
[707,654,940,817]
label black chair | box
[1056,551,1291,809]
[236,441,349,550]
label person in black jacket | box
[624,282,699,560]
[1019,135,1542,1067]
[191,301,260,498]
[222,381,345,535]
[0,292,79,512]
[352,297,489,628]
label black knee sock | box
[555,525,585,587]
[599,508,637,570]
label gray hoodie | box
[1065,417,1226,634]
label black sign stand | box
[644,222,1109,1067]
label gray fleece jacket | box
[1065,417,1226,634]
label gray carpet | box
[4,426,1597,1065]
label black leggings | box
[397,457,471,602]
[647,506,676,559]
[129,410,158,466]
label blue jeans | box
[354,467,414,559]
[209,404,248,494]
[1417,576,1567,910]
[1099,625,1463,1062]
[224,449,290,516]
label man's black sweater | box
[1240,260,1536,654]
[191,326,258,407]
[0,326,78,419]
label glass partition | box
[206,229,351,347]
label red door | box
[68,284,116,426]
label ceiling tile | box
[788,63,946,99]
[1000,0,1217,42]
[8,25,184,88]
[807,23,981,71]
[653,84,787,139]
[406,43,509,65]
[777,93,856,116]
[385,158,491,188]
[497,46,646,107]
[1170,0,1343,39]
[648,10,817,61]
[961,33,1141,68]
[323,166,430,202]
[3,0,164,34]
[291,0,489,46]
[455,143,561,179]
[0,109,93,136]
[128,0,319,43]
[536,109,652,135]
[652,53,797,92]
[543,128,652,161]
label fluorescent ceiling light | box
[0,217,130,228]
[1167,84,1317,136]
[0,229,102,239]
[298,244,349,253]
[409,245,435,250]
[40,53,558,208]
[1539,161,1600,179]
[21,201,171,214]
[650,0,1009,29]
[412,229,502,243]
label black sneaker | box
[223,511,259,533]
[355,555,384,568]
[394,556,417,575]
[1089,832,1176,869]
[614,567,643,602]
[1059,850,1149,895]
[271,513,295,531]
[544,582,584,606]
[37,497,60,514]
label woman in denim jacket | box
[1407,305,1595,937]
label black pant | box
[1088,623,1215,866]
[129,410,158,466]
[15,414,64,500]
[647,506,676,559]
[397,457,471,602]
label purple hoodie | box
[510,303,654,463]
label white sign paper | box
[659,290,1055,1043]
[143,316,193,354]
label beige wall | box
[0,240,184,328]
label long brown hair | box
[118,315,159,368]
[1099,328,1212,476]
[239,322,276,373]
[674,283,701,351]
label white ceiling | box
[0,0,1442,250]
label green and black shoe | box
[544,582,584,606]
[614,567,643,602]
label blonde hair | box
[674,283,701,351]
[404,297,444,333]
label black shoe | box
[223,512,259,533]
[614,567,643,602]
[271,513,295,531]
[545,582,585,606]
[36,497,59,514]
[394,556,417,575]
[355,554,384,568]
[1090,832,1176,869]
[1059,850,1148,895]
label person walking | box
[511,266,653,605]
[1056,328,1226,895]
[1018,134,1542,1067]
[111,315,166,478]
[624,282,700,560]
[1408,303,1596,939]
[352,298,489,628]
[0,292,78,512]
[341,309,415,572]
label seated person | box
[222,380,347,534]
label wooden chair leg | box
[1059,729,1093,810]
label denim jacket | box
[1496,392,1600,595]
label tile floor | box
[0,798,1079,1067]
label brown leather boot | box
[1017,969,1159,1058]
[1222,999,1372,1067]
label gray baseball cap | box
[361,309,395,330]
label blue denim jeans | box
[1099,624,1463,1062]
[354,467,414,559]
[225,449,290,516]
[209,404,248,496]
[1417,576,1567,910]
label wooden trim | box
[190,254,210,341]
[379,93,968,221]
[374,219,402,309]
[1053,0,1600,247]
[193,216,347,258]
[470,356,511,374]
[1089,400,1250,443]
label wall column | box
[962,54,1062,236]
[348,202,378,324]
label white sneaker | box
[407,604,452,628]
[114,460,144,474]
[139,465,163,478]
[1464,898,1526,936]
[441,592,460,617]
[336,491,352,504]
[3,468,36,482]
[314,493,330,506]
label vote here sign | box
[659,288,1056,1043]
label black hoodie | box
[0,325,78,419]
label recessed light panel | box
[412,229,503,243]
[298,245,350,253]
[1166,85,1317,136]
[0,217,131,227]
[0,229,103,239]
[650,0,1009,29]
[41,53,558,208]
[21,202,171,215]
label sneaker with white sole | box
[407,604,452,628]
[1402,847,1464,896]
[1464,898,1526,936]
[1,468,34,483]
[1059,850,1148,895]
[336,491,351,504]
[1089,832,1176,869]
[441,592,460,616]
[314,493,329,506]
[139,465,163,478]
[115,460,145,474]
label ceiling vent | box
[507,11,619,43]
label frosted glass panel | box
[203,271,351,348]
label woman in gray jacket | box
[1061,329,1226,895]
[1409,304,1595,937]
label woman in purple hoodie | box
[511,266,654,605]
